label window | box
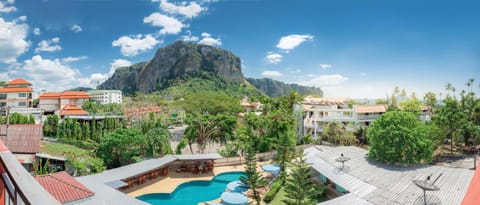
[18,102,27,107]
[0,102,6,107]
[18,93,27,98]
[0,94,6,99]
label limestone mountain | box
[98,41,322,98]
[246,77,323,97]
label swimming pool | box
[136,171,246,205]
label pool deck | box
[127,165,245,197]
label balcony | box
[0,141,60,205]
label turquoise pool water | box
[136,171,246,205]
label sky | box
[0,0,479,99]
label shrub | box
[263,177,284,203]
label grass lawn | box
[40,141,91,158]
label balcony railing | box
[0,141,60,205]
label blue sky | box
[0,0,478,98]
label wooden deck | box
[306,146,474,205]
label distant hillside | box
[98,41,322,98]
[68,87,94,92]
[246,78,323,97]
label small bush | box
[263,177,284,203]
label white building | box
[87,90,122,104]
[302,96,387,138]
[0,78,33,111]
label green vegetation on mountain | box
[246,77,323,97]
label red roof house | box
[0,124,42,154]
[35,171,94,204]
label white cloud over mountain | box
[261,70,283,77]
[276,34,314,52]
[112,34,159,57]
[300,74,348,87]
[265,52,283,64]
[198,32,221,46]
[144,12,185,35]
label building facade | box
[87,90,122,104]
[0,78,33,112]
[302,96,387,138]
[39,91,91,117]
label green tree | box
[184,113,236,153]
[283,151,324,205]
[178,91,242,115]
[322,121,357,145]
[423,92,437,113]
[145,127,173,157]
[367,111,434,165]
[240,139,267,205]
[96,128,145,168]
[399,98,422,113]
[43,115,60,137]
[434,96,466,154]
[268,111,296,172]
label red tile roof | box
[39,92,61,99]
[59,91,91,99]
[0,87,33,93]
[6,78,32,86]
[60,104,89,116]
[0,124,42,153]
[35,171,94,204]
[462,159,480,205]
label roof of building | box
[0,87,33,93]
[0,124,42,153]
[6,78,32,86]
[36,171,95,204]
[60,91,91,99]
[60,105,89,116]
[354,105,387,113]
[0,140,61,204]
[39,92,62,99]
[169,153,222,160]
[306,146,474,205]
[303,96,351,105]
[461,160,480,205]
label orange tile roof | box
[0,124,42,153]
[354,105,387,113]
[60,104,89,116]
[35,171,94,204]
[462,160,480,205]
[39,92,61,99]
[6,78,32,86]
[60,91,91,99]
[0,87,33,93]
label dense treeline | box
[0,112,35,124]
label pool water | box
[136,171,246,205]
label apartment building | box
[0,78,33,112]
[39,91,91,117]
[302,96,387,138]
[87,90,122,104]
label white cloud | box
[112,34,159,57]
[300,74,348,87]
[320,64,332,69]
[361,72,367,76]
[109,59,132,74]
[0,17,29,63]
[22,55,81,91]
[71,24,82,33]
[261,70,283,77]
[144,12,184,35]
[0,1,16,13]
[17,16,26,21]
[35,37,62,53]
[198,32,221,46]
[159,0,203,18]
[33,27,41,35]
[62,56,88,63]
[276,34,314,52]
[265,52,283,64]
[180,30,199,42]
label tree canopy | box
[367,111,434,165]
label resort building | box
[0,78,33,111]
[87,90,122,104]
[39,91,91,117]
[35,171,95,204]
[0,124,43,172]
[240,96,263,113]
[302,96,387,138]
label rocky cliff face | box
[98,41,244,94]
